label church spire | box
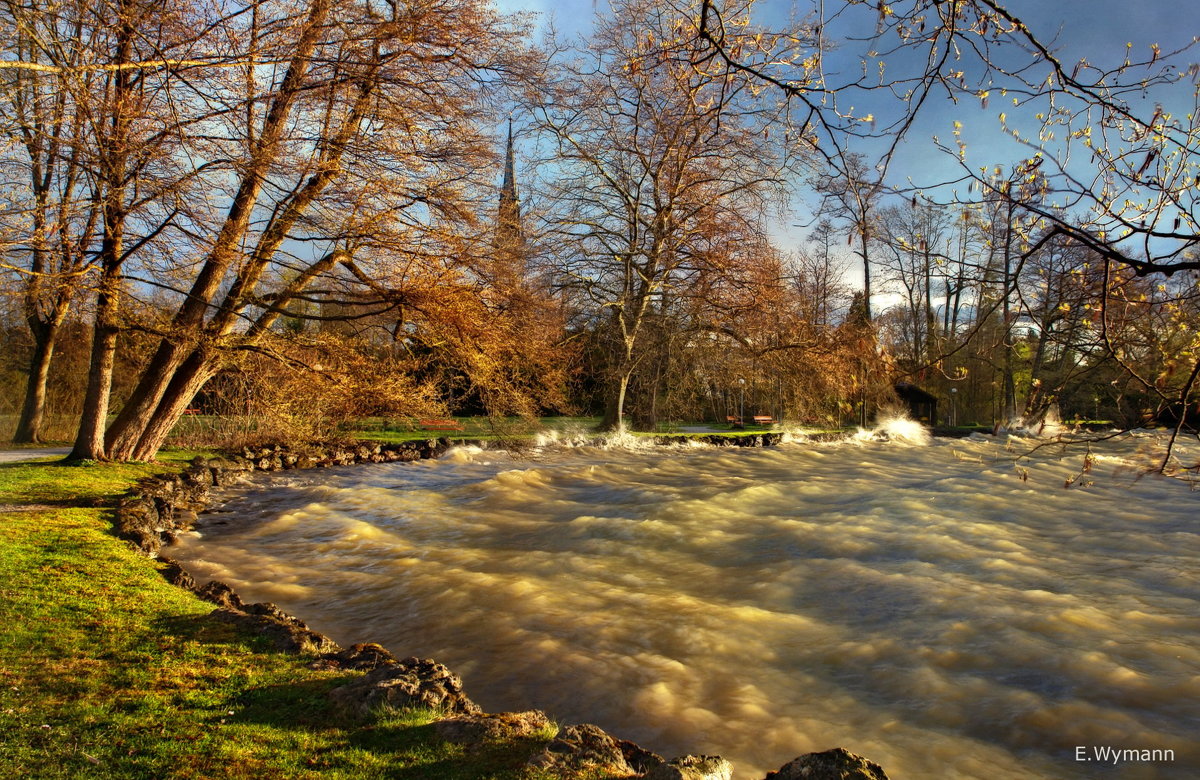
[500,118,519,219]
[496,118,523,251]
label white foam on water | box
[532,427,596,448]
[851,412,932,446]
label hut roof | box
[894,382,938,404]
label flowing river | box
[174,428,1200,779]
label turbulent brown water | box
[175,429,1200,779]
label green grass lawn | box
[348,416,601,443]
[0,453,560,779]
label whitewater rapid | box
[174,432,1199,778]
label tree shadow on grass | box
[148,614,552,778]
[232,678,351,730]
[344,719,551,780]
[152,612,284,652]
[230,681,550,779]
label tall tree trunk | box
[1022,333,1051,424]
[129,351,217,461]
[860,227,872,322]
[70,0,134,461]
[923,245,935,368]
[13,320,59,443]
[117,78,371,461]
[118,244,349,459]
[600,369,632,432]
[1001,199,1017,423]
[600,325,637,433]
[69,271,120,460]
[105,0,334,461]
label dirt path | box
[0,447,70,464]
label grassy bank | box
[0,453,558,779]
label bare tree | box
[812,154,885,321]
[0,0,100,442]
[69,0,183,460]
[531,0,803,431]
[874,198,955,368]
[22,0,536,461]
[795,219,850,329]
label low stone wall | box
[111,438,890,780]
[653,432,788,446]
[652,432,850,446]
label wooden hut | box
[894,382,938,425]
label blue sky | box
[495,0,1200,257]
[496,0,1197,56]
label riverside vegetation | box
[0,445,890,780]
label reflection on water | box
[175,433,1200,779]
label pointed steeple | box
[496,118,523,253]
[499,118,520,226]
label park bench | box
[418,418,465,432]
[751,415,777,426]
[726,415,744,428]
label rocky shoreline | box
[113,438,890,780]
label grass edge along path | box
[0,452,564,779]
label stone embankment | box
[653,433,788,446]
[113,439,890,780]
